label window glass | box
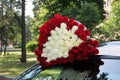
[32,66,63,80]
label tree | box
[0,0,21,55]
[20,0,26,63]
[60,2,101,31]
[31,0,105,40]
[96,0,120,41]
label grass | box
[0,52,37,78]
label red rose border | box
[34,14,99,67]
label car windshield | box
[13,60,120,80]
[98,59,120,80]
[13,64,63,80]
[32,66,63,80]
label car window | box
[97,59,120,80]
[13,63,42,80]
[32,59,104,80]
[32,66,63,80]
[13,59,120,80]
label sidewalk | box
[0,48,21,52]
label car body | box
[12,41,120,80]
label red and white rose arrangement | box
[34,14,99,67]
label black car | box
[12,41,120,80]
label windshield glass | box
[32,66,63,80]
[13,59,120,80]
[31,59,104,80]
[98,59,120,80]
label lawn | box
[0,52,37,78]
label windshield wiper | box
[90,55,120,60]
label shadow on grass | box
[0,52,37,78]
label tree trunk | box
[21,0,26,63]
[3,37,7,55]
[0,0,3,55]
[0,42,3,55]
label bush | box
[26,41,38,52]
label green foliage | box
[31,7,49,40]
[31,0,105,40]
[60,2,101,30]
[0,0,22,53]
[26,41,38,52]
[110,1,120,29]
[96,1,120,41]
[91,0,120,42]
[79,3,101,28]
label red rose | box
[78,24,85,30]
[85,30,90,36]
[76,55,82,61]
[54,14,63,20]
[75,29,84,36]
[67,19,78,30]
[79,32,87,40]
[92,40,99,47]
[34,14,100,67]
[55,14,68,24]
[71,46,79,53]
[92,48,99,54]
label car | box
[11,41,120,80]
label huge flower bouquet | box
[34,14,99,67]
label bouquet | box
[34,14,99,67]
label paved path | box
[0,48,21,52]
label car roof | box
[98,41,120,56]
